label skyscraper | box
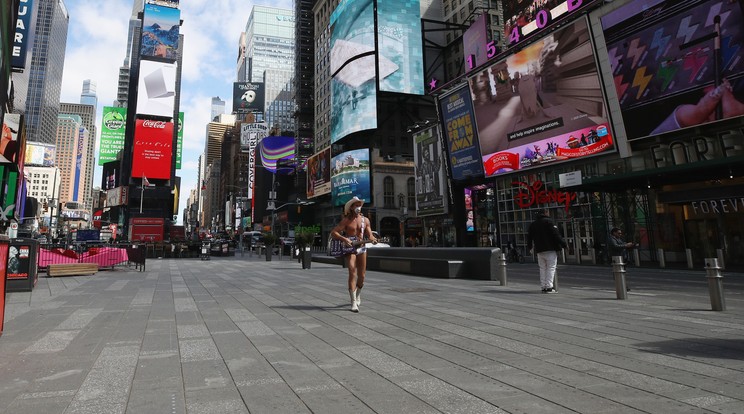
[24,0,70,144]
[80,79,97,108]
[243,6,295,131]
[59,102,96,210]
[114,0,143,107]
[211,96,225,122]
[55,114,91,207]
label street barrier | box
[496,252,507,286]
[704,258,726,311]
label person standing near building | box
[527,209,567,293]
[608,227,636,263]
[331,197,377,312]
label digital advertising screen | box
[176,112,183,169]
[413,126,448,216]
[601,0,744,140]
[438,86,484,180]
[330,0,378,143]
[131,119,174,180]
[141,4,180,61]
[503,0,597,45]
[331,148,371,207]
[470,18,615,177]
[145,0,179,8]
[24,142,56,167]
[241,123,269,199]
[136,60,177,118]
[463,13,490,73]
[99,106,127,165]
[233,82,265,115]
[306,148,331,199]
[377,0,424,95]
[1,114,25,166]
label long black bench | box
[367,247,501,280]
[366,256,464,278]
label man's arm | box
[363,217,377,243]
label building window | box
[383,176,395,208]
[407,177,416,210]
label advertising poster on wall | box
[601,0,744,140]
[463,13,490,73]
[99,106,127,165]
[330,0,378,143]
[24,142,56,167]
[306,148,331,199]
[233,82,265,115]
[141,4,180,60]
[377,0,424,94]
[413,126,448,216]
[131,119,174,180]
[470,18,615,177]
[331,149,370,207]
[176,112,183,169]
[438,86,484,180]
[136,60,177,118]
[1,114,26,166]
[241,123,269,199]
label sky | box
[59,0,293,223]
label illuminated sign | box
[513,180,577,212]
[131,119,174,180]
[504,0,596,46]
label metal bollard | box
[612,255,628,300]
[685,249,693,269]
[657,248,665,268]
[553,268,558,291]
[590,248,597,265]
[704,258,726,311]
[633,248,640,267]
[716,249,725,270]
[496,252,508,286]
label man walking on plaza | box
[331,197,377,312]
[527,209,567,293]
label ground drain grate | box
[389,288,438,293]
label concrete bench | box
[367,247,501,280]
[47,263,98,277]
[366,256,464,278]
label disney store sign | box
[513,180,578,212]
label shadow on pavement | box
[638,338,744,360]
[271,304,348,311]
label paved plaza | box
[0,254,743,413]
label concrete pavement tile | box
[21,330,80,354]
[4,394,75,414]
[182,359,232,391]
[581,382,715,413]
[180,338,221,362]
[184,386,248,414]
[397,377,506,414]
[176,324,210,339]
[133,353,183,380]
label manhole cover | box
[389,288,438,293]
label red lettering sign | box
[512,180,577,212]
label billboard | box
[331,148,370,207]
[233,82,265,115]
[438,86,484,180]
[503,0,597,45]
[24,142,56,167]
[136,60,177,118]
[413,126,448,216]
[141,4,180,60]
[306,148,331,199]
[463,13,490,73]
[176,111,183,169]
[73,128,85,202]
[470,18,615,177]
[601,0,744,140]
[11,0,33,69]
[145,0,179,8]
[330,0,377,143]
[377,0,424,94]
[1,114,25,166]
[131,119,174,180]
[99,106,127,165]
[241,123,269,199]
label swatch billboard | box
[141,4,180,61]
[377,0,424,95]
[99,106,127,165]
[331,149,370,207]
[306,148,331,199]
[136,60,177,118]
[601,0,744,140]
[131,119,174,180]
[330,0,378,143]
[438,86,484,180]
[470,18,615,177]
[413,126,448,216]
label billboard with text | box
[131,119,173,180]
[233,82,265,115]
[438,86,484,180]
[24,142,56,167]
[413,126,448,216]
[99,106,127,165]
[306,148,331,199]
[331,149,370,207]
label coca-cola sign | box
[142,120,167,128]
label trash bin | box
[0,235,10,336]
[200,242,211,261]
[6,238,39,292]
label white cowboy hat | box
[344,196,364,215]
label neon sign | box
[507,0,591,45]
[512,180,577,212]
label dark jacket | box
[527,213,567,253]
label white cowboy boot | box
[355,286,362,306]
[349,289,359,312]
